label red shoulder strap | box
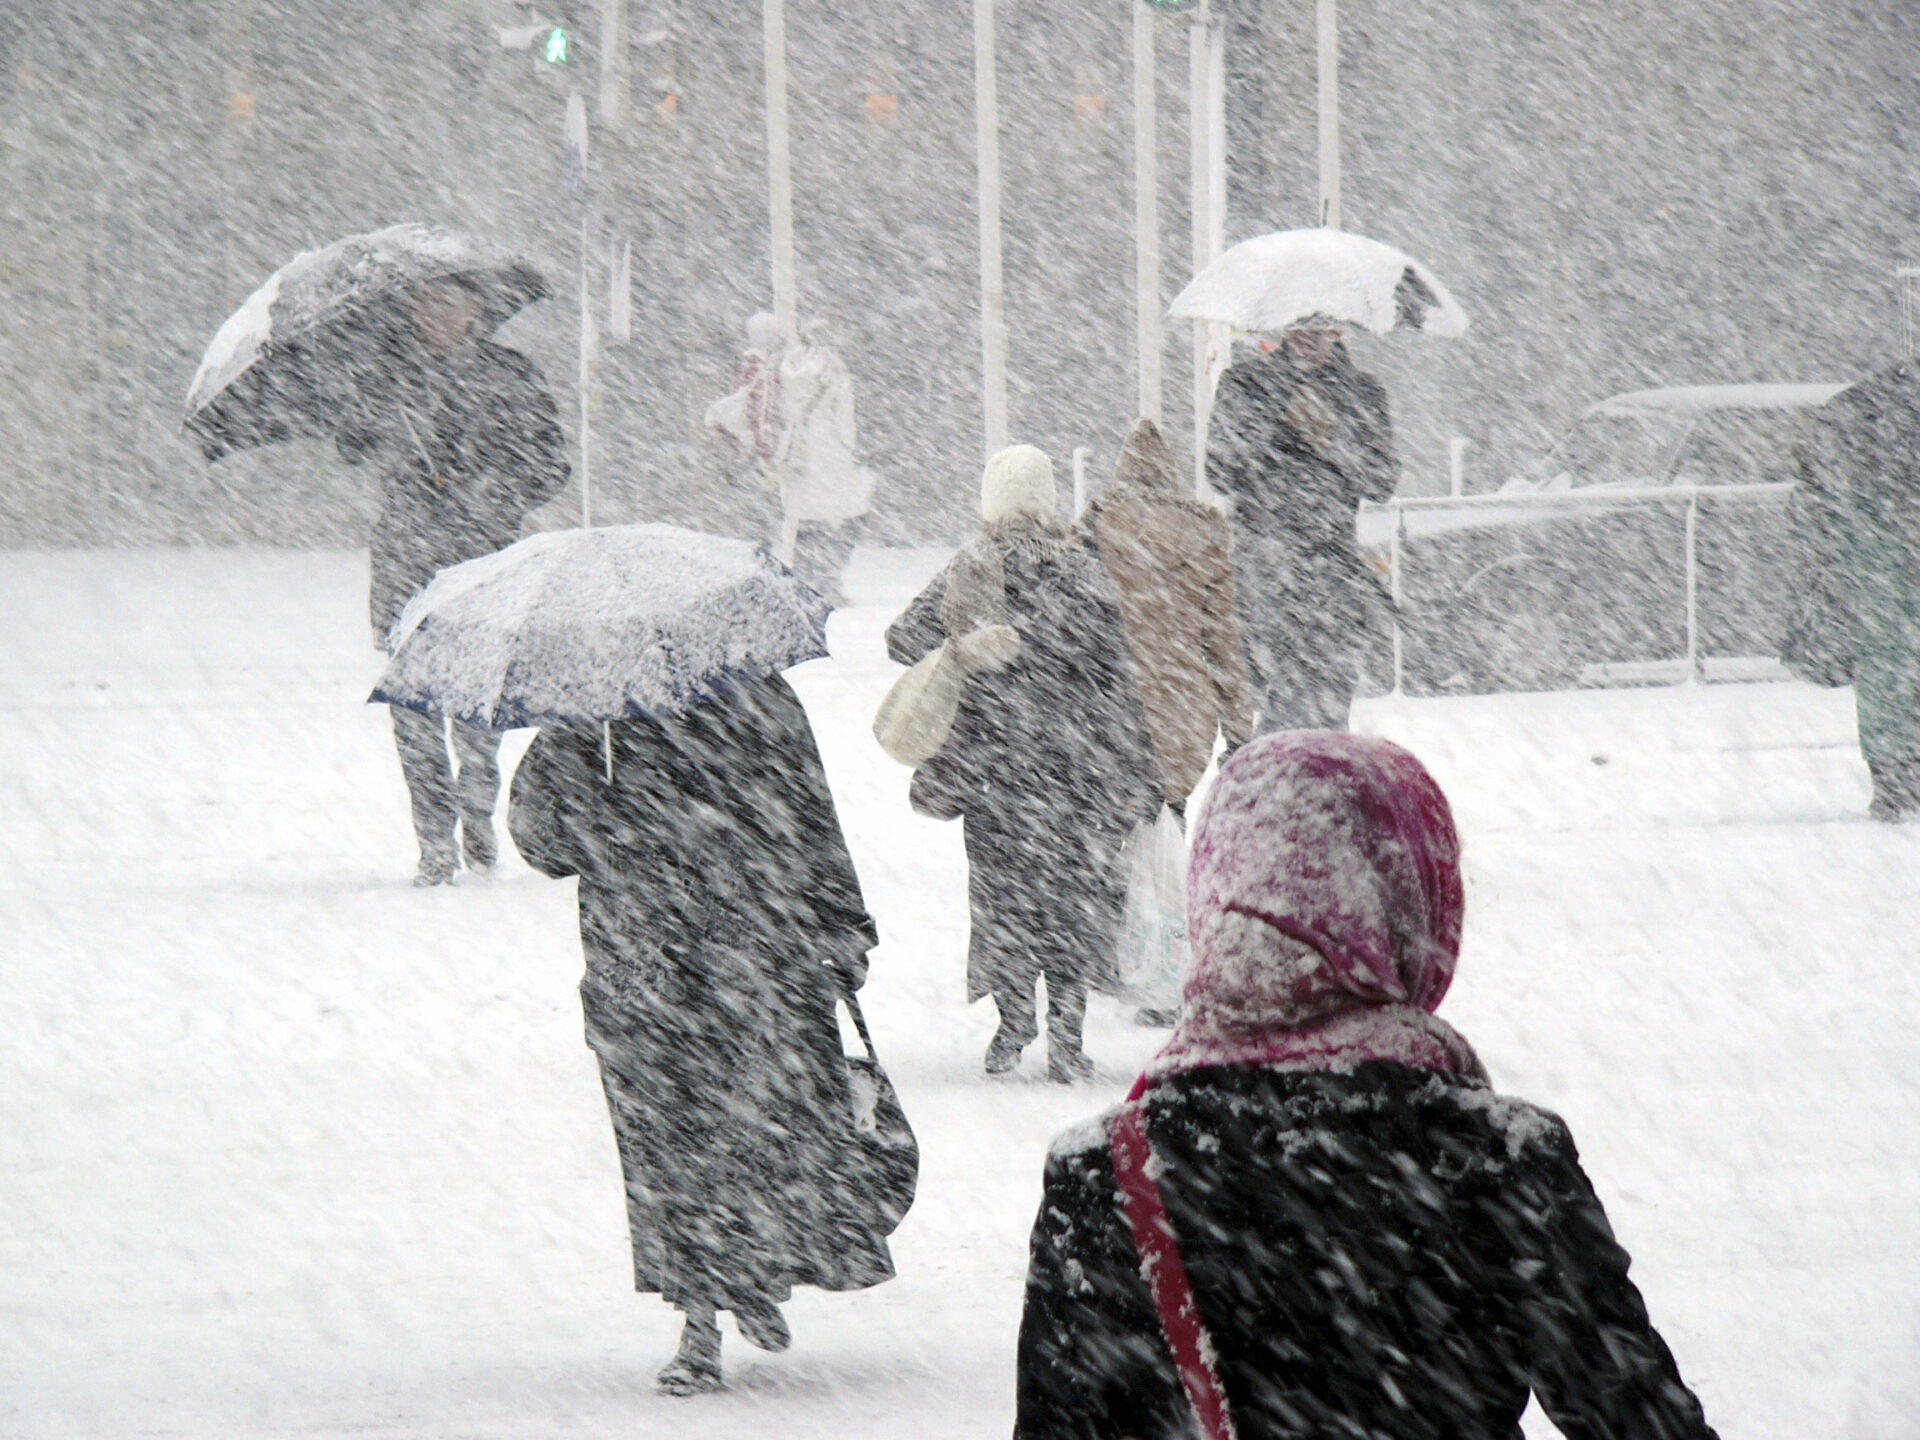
[1110,1098,1240,1440]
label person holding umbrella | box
[183,224,570,885]
[341,277,568,884]
[1171,229,1468,732]
[1206,316,1397,732]
[374,524,911,1396]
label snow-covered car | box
[1357,382,1851,693]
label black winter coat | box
[508,676,894,1309]
[1205,343,1398,548]
[342,336,569,635]
[886,538,1161,999]
[1016,1063,1719,1440]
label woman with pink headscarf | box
[1013,732,1719,1440]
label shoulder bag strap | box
[840,991,879,1065]
[1110,1100,1240,1440]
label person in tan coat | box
[1085,419,1255,810]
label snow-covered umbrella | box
[369,524,830,731]
[183,223,549,463]
[1169,229,1468,338]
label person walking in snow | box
[1084,418,1255,811]
[770,316,873,604]
[1013,731,1721,1440]
[705,311,789,487]
[340,275,569,885]
[508,673,895,1395]
[886,445,1160,1082]
[1796,362,1920,819]
[1206,318,1397,732]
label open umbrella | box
[369,524,830,731]
[1169,229,1468,338]
[183,223,549,463]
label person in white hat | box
[884,445,1162,1081]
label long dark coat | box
[340,333,569,635]
[1206,343,1397,728]
[1016,1063,1719,1440]
[508,675,894,1311]
[886,537,1160,1001]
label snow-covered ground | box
[3,546,1918,1439]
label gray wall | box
[1,1,1914,545]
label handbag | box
[872,641,965,765]
[839,991,919,1236]
[873,624,1022,767]
[1111,1093,1239,1440]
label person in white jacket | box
[771,317,873,603]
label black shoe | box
[461,818,496,872]
[733,1299,790,1353]
[984,1032,1025,1075]
[412,849,456,887]
[1048,1049,1096,1084]
[657,1315,723,1394]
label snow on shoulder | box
[1049,1107,1119,1161]
[1440,1080,1566,1160]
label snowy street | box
[3,545,1918,1439]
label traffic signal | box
[543,26,569,63]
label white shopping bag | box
[1115,805,1189,1007]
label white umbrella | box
[370,524,829,731]
[1169,229,1468,338]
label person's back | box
[1022,1063,1711,1440]
[1088,419,1253,805]
[1015,732,1718,1440]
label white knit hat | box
[980,444,1057,524]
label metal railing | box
[1358,480,1797,694]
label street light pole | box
[974,0,1009,457]
[1317,0,1341,228]
[1133,1,1162,426]
[764,0,797,335]
[1188,0,1225,491]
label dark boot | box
[1045,978,1093,1084]
[733,1298,791,1353]
[986,984,1039,1075]
[1868,755,1920,821]
[657,1308,723,1395]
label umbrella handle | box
[602,721,614,782]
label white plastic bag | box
[1115,805,1189,1007]
[872,642,963,765]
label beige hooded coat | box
[1085,420,1255,804]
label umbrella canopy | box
[183,223,549,463]
[1169,229,1468,338]
[370,524,831,730]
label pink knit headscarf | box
[1144,731,1486,1084]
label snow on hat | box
[1143,730,1485,1083]
[981,444,1058,524]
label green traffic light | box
[543,27,569,63]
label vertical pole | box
[1449,435,1468,497]
[1390,506,1405,695]
[1684,493,1699,683]
[1132,1,1162,425]
[1072,445,1091,520]
[1317,0,1341,228]
[598,0,629,125]
[975,0,1009,456]
[579,207,593,529]
[1188,2,1211,488]
[764,0,797,335]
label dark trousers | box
[992,975,1089,1058]
[391,707,500,862]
